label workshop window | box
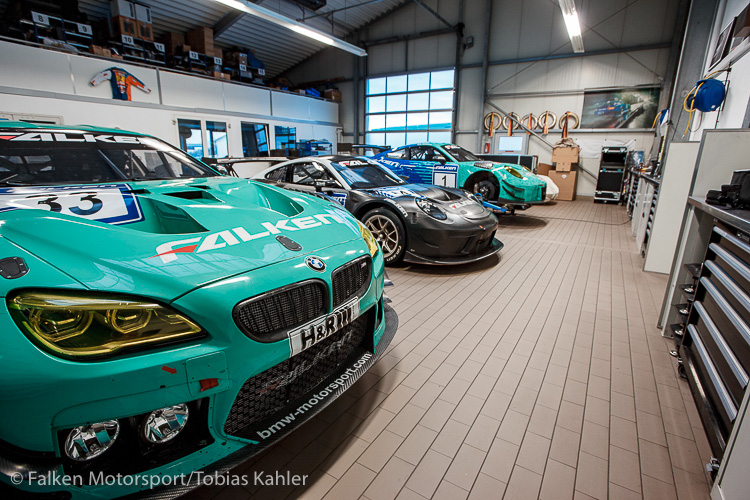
[365,69,455,149]
[241,122,269,157]
[177,119,203,159]
[205,121,228,159]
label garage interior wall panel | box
[159,72,226,110]
[308,99,339,124]
[0,42,75,95]
[222,84,272,117]
[285,0,677,191]
[689,0,750,138]
[0,40,339,160]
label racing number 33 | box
[29,192,103,216]
[0,184,143,225]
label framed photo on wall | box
[711,18,736,68]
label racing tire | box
[472,180,497,201]
[362,208,406,265]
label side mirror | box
[399,175,409,181]
[313,179,338,191]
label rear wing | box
[202,156,288,178]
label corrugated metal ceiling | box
[0,0,408,77]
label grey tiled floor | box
[186,199,712,499]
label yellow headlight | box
[357,220,380,257]
[8,291,203,359]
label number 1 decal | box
[433,171,457,188]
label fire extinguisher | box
[484,142,490,153]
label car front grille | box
[332,256,372,308]
[223,311,371,439]
[233,281,326,341]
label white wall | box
[690,0,750,139]
[0,41,340,160]
[285,0,679,195]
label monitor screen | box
[497,136,525,152]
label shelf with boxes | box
[19,11,93,51]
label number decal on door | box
[433,171,457,188]
[0,184,144,224]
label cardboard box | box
[134,3,152,23]
[136,21,152,41]
[111,0,135,18]
[161,32,185,54]
[324,89,342,102]
[186,26,214,55]
[110,52,123,60]
[548,170,577,201]
[555,161,573,172]
[212,48,223,62]
[226,51,248,66]
[212,71,231,81]
[537,163,552,176]
[552,145,579,164]
[112,16,137,37]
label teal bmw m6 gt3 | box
[373,143,547,208]
[0,123,395,499]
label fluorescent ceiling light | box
[210,0,367,57]
[558,0,584,53]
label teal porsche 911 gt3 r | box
[373,143,546,207]
[0,123,395,499]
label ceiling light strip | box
[210,0,367,57]
[558,0,584,53]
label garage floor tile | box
[183,199,711,499]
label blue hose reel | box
[690,78,726,112]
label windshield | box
[0,130,218,186]
[443,144,480,162]
[331,158,405,189]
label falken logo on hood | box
[372,187,421,199]
[151,213,347,264]
[0,132,145,143]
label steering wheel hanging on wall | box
[483,112,503,137]
[538,111,557,133]
[520,114,538,132]
[501,112,521,131]
[558,112,580,130]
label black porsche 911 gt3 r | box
[254,156,503,265]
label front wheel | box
[362,208,406,265]
[473,180,496,201]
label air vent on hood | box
[164,190,222,203]
[134,198,209,234]
[256,184,304,217]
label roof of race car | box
[0,121,142,136]
[390,143,453,149]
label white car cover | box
[537,175,559,201]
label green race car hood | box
[0,177,361,300]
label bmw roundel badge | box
[305,256,326,272]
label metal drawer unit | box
[680,224,750,462]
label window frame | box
[365,69,456,149]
